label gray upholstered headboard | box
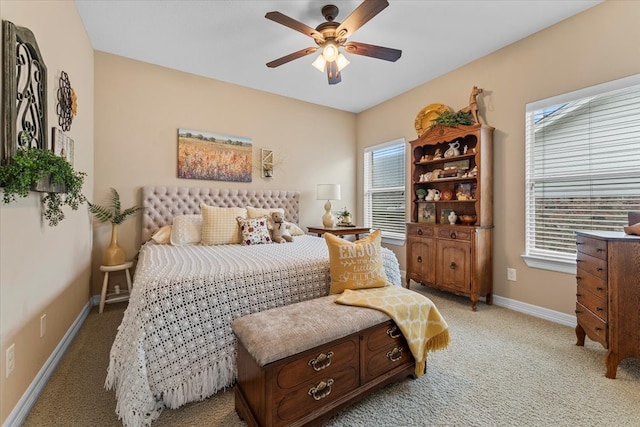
[141,186,300,242]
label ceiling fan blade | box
[335,0,389,40]
[344,41,402,62]
[265,11,325,43]
[327,61,342,85]
[266,47,318,68]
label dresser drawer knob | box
[576,276,582,281]
[575,309,581,314]
[597,267,604,272]
[308,379,334,401]
[450,232,457,239]
[576,293,582,297]
[450,261,457,270]
[417,256,423,263]
[596,286,603,291]
[597,307,604,312]
[386,325,401,339]
[308,351,334,372]
[596,248,604,252]
[595,327,603,331]
[386,346,404,362]
[417,228,423,235]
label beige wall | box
[0,1,94,424]
[357,0,640,314]
[91,52,358,295]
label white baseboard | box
[2,300,92,427]
[493,295,577,327]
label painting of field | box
[178,128,252,182]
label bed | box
[105,186,402,427]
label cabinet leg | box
[99,272,109,314]
[575,324,586,347]
[605,350,619,379]
[485,292,493,305]
[405,277,411,289]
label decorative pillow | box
[200,204,247,245]
[324,229,389,295]
[288,223,305,236]
[237,216,272,245]
[246,206,285,221]
[170,215,203,246]
[151,225,172,244]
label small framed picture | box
[51,127,74,165]
[418,202,436,223]
[454,183,473,200]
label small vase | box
[102,223,126,266]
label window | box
[364,139,406,244]
[524,74,640,273]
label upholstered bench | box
[231,294,415,427]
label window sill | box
[521,254,576,275]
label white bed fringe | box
[106,353,236,427]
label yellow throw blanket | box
[335,286,450,377]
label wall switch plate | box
[40,314,47,338]
[507,268,517,282]
[6,343,15,378]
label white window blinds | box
[364,139,406,241]
[525,75,640,262]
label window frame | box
[363,138,406,245]
[523,74,640,274]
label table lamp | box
[317,184,341,228]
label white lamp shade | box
[317,184,341,201]
[312,55,326,72]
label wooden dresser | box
[575,230,640,379]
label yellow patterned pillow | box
[200,204,247,245]
[324,229,389,294]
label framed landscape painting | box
[178,128,252,182]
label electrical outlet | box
[40,314,47,338]
[507,268,517,282]
[6,343,15,378]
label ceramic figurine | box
[448,210,458,225]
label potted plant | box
[416,188,427,200]
[0,147,86,226]
[336,207,352,224]
[88,188,143,266]
[430,110,474,129]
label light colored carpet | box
[23,285,640,426]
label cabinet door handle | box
[596,267,603,272]
[450,232,457,239]
[596,307,604,312]
[596,286,603,291]
[417,256,423,263]
[417,229,423,235]
[308,351,334,372]
[386,325,401,339]
[308,379,334,401]
[450,261,457,270]
[386,346,404,362]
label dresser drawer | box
[576,268,608,297]
[576,252,608,282]
[576,284,607,322]
[275,365,359,425]
[438,227,471,241]
[407,223,434,237]
[576,235,607,260]
[576,303,607,348]
[274,336,358,391]
[364,321,404,352]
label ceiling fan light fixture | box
[322,41,339,62]
[312,55,326,72]
[335,53,350,72]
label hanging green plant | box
[0,147,87,226]
[430,110,474,129]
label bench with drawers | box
[231,294,416,426]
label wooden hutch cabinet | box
[575,230,640,379]
[406,124,494,311]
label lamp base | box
[322,200,335,228]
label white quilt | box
[105,235,401,427]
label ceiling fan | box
[265,0,402,85]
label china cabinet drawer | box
[407,223,434,237]
[438,227,471,241]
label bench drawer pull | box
[386,346,404,362]
[308,379,334,401]
[308,351,333,371]
[386,325,401,339]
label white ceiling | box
[74,0,601,113]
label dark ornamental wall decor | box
[56,71,75,131]
[2,20,48,165]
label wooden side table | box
[306,226,371,240]
[99,261,134,313]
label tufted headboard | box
[141,186,300,242]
